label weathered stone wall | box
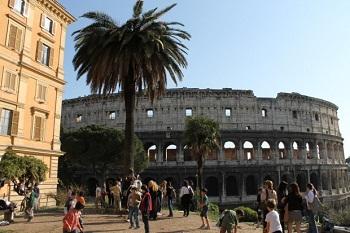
[61,88,350,206]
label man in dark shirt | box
[140,185,152,233]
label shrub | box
[208,202,220,220]
[234,206,258,222]
[330,210,350,227]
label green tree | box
[184,117,220,189]
[60,125,148,184]
[0,151,48,195]
[346,157,350,164]
[72,1,190,174]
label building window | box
[292,110,298,119]
[0,109,12,135]
[7,24,23,52]
[146,109,154,118]
[225,108,231,117]
[330,117,333,125]
[108,111,116,120]
[33,116,44,141]
[185,108,192,117]
[246,126,251,130]
[280,126,284,131]
[37,41,54,67]
[315,113,319,121]
[41,14,55,34]
[2,71,17,92]
[76,114,82,123]
[36,83,47,103]
[261,109,267,117]
[9,0,28,16]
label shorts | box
[200,205,208,218]
[288,210,302,223]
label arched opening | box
[310,172,319,190]
[278,142,287,159]
[205,176,219,196]
[261,141,271,160]
[296,173,307,192]
[322,173,329,190]
[224,141,237,160]
[333,144,339,160]
[164,144,177,161]
[243,141,254,160]
[327,143,333,159]
[316,144,321,159]
[207,149,218,160]
[331,171,337,189]
[306,142,312,159]
[246,175,257,195]
[293,141,301,159]
[147,144,157,162]
[226,176,239,196]
[184,145,193,161]
[86,177,98,196]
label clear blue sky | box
[60,0,350,157]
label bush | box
[208,202,220,220]
[330,210,350,227]
[234,206,258,222]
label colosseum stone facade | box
[62,88,350,208]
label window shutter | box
[23,1,29,17]
[34,116,41,140]
[4,71,11,89]
[40,117,45,140]
[41,14,45,28]
[49,47,54,67]
[36,41,43,61]
[52,21,56,35]
[9,73,16,91]
[10,111,19,136]
[42,85,47,101]
[8,25,17,49]
[15,28,22,51]
[8,0,15,8]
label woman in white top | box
[179,180,191,217]
[265,199,283,233]
[305,183,319,233]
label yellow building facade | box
[0,0,74,206]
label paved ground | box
[0,210,263,233]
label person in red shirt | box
[140,185,152,233]
[63,202,84,233]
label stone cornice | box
[35,0,76,24]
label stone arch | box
[306,142,312,159]
[163,143,177,161]
[261,141,272,160]
[310,172,319,190]
[86,177,98,196]
[224,141,237,160]
[145,143,157,162]
[317,142,324,159]
[226,176,239,196]
[243,141,254,160]
[331,171,337,189]
[293,141,301,159]
[322,173,329,190]
[278,141,287,159]
[246,175,257,195]
[183,145,193,161]
[205,176,219,196]
[327,142,333,159]
[296,173,307,192]
[333,144,339,160]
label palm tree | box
[184,117,220,190]
[72,1,190,174]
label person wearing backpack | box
[305,183,319,233]
[140,185,152,233]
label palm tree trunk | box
[124,77,136,175]
[197,153,204,190]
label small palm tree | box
[184,117,220,190]
[72,1,190,174]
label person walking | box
[110,181,122,212]
[33,183,40,211]
[24,188,36,222]
[95,184,102,209]
[165,181,176,217]
[140,185,152,233]
[179,180,191,217]
[127,186,141,229]
[305,183,319,233]
[261,180,278,230]
[277,181,288,232]
[63,202,85,233]
[285,183,303,233]
[265,199,283,233]
[148,180,159,220]
[199,188,210,230]
[65,191,76,214]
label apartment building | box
[0,0,74,206]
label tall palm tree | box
[184,117,220,190]
[72,1,190,174]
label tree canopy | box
[60,125,148,184]
[0,151,48,195]
[184,117,220,188]
[72,1,190,174]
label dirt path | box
[1,210,262,233]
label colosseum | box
[61,88,350,208]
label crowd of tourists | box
[255,180,321,233]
